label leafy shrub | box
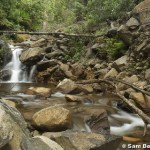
[105,38,127,59]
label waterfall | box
[3,45,35,82]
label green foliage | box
[65,38,85,61]
[105,38,127,59]
[0,0,144,31]
[0,0,45,30]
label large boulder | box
[132,0,150,24]
[0,101,30,150]
[43,131,122,150]
[20,47,44,65]
[32,106,72,131]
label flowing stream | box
[0,45,150,150]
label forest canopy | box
[0,0,143,31]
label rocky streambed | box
[0,82,150,150]
[0,1,150,149]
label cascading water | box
[3,45,34,82]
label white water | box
[4,45,35,82]
[110,110,150,136]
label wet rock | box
[0,69,12,81]
[21,136,64,150]
[126,17,140,29]
[44,131,122,150]
[32,106,72,131]
[85,109,110,134]
[104,68,118,79]
[0,101,30,150]
[129,92,145,108]
[30,38,47,48]
[26,87,51,97]
[56,79,78,94]
[20,47,44,65]
[37,60,58,71]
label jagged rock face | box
[133,0,150,24]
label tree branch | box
[77,79,150,135]
[0,31,104,38]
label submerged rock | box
[32,106,72,131]
[26,87,51,97]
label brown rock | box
[77,84,93,94]
[56,79,78,94]
[30,38,47,47]
[32,106,72,131]
[59,63,76,80]
[26,87,51,97]
[20,47,44,65]
[65,95,82,102]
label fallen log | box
[77,79,150,136]
[0,31,104,38]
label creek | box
[1,45,150,150]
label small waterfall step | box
[2,45,35,83]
